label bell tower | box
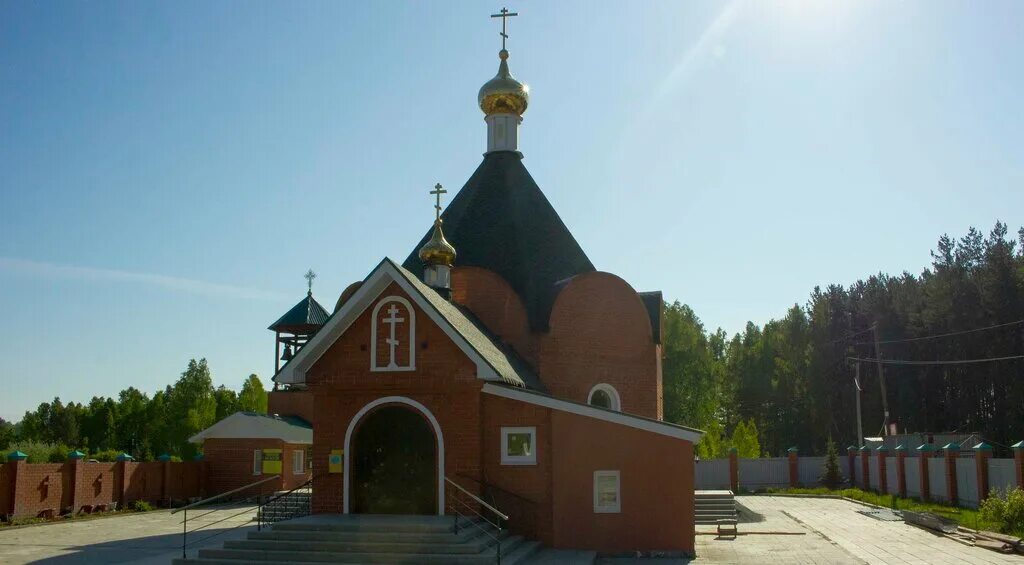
[269,269,329,380]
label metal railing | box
[445,476,509,565]
[171,474,281,560]
[255,472,321,530]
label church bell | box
[281,344,293,361]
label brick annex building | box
[195,33,704,554]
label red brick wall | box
[1,460,206,519]
[268,390,315,423]
[452,266,536,366]
[0,463,10,516]
[203,438,312,496]
[481,394,554,545]
[307,282,483,514]
[74,462,118,509]
[123,462,164,504]
[550,410,694,553]
[543,272,662,419]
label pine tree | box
[820,436,843,490]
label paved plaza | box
[0,504,257,564]
[689,496,1022,564]
[0,496,1020,564]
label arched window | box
[587,383,621,412]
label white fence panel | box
[850,457,860,486]
[869,457,879,490]
[695,458,731,490]
[886,462,898,493]
[798,456,825,486]
[988,459,1017,496]
[929,458,948,502]
[905,460,921,498]
[956,458,978,508]
[739,457,789,490]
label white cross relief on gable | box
[370,296,416,372]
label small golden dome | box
[418,219,457,266]
[478,50,529,116]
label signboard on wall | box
[262,449,282,474]
[329,449,343,473]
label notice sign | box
[329,449,343,474]
[262,449,282,474]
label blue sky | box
[1,1,1021,421]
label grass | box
[760,487,1005,534]
[0,505,157,529]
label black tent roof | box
[403,152,595,330]
[268,292,330,331]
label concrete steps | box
[695,490,736,525]
[174,514,543,565]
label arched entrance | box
[344,397,444,515]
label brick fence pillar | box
[847,446,858,486]
[115,453,133,510]
[860,445,871,490]
[943,443,959,505]
[877,446,889,494]
[973,442,992,503]
[67,450,86,514]
[918,444,934,501]
[5,451,27,517]
[1013,441,1024,489]
[895,444,907,498]
[787,447,799,488]
[158,454,171,507]
[728,447,738,493]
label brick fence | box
[695,441,1024,509]
[1,453,209,520]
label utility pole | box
[854,363,864,446]
[872,323,891,436]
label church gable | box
[273,258,539,389]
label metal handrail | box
[445,476,507,564]
[445,477,509,521]
[171,474,280,514]
[255,473,322,530]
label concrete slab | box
[0,503,257,564]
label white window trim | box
[292,449,305,474]
[593,470,621,513]
[587,383,622,412]
[253,449,262,476]
[370,296,416,372]
[501,426,537,466]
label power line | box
[847,355,1024,366]
[826,325,876,345]
[850,319,1024,346]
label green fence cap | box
[115,453,134,461]
[787,447,799,453]
[972,442,993,451]
[68,450,86,459]
[1011,441,1024,450]
[876,445,889,452]
[894,444,907,451]
[859,445,870,451]
[7,450,28,461]
[916,443,936,452]
[942,442,960,451]
[728,447,738,453]
[157,453,172,462]
[847,445,858,452]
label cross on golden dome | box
[491,7,518,51]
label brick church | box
[195,23,703,554]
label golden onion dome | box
[478,49,529,116]
[418,219,457,266]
